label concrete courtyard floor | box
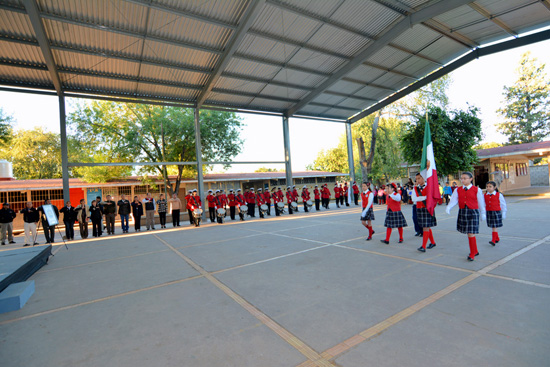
[1,197,549,367]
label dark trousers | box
[64,221,74,240]
[238,207,245,220]
[288,203,293,214]
[92,218,102,237]
[354,193,359,205]
[444,194,450,205]
[230,206,236,220]
[266,203,271,215]
[275,203,280,216]
[134,215,141,231]
[105,213,115,234]
[248,203,256,217]
[412,205,421,234]
[172,209,181,226]
[304,203,308,212]
[315,199,320,210]
[344,195,349,206]
[209,207,216,222]
[335,197,340,207]
[159,212,166,226]
[188,209,194,224]
[42,220,55,243]
[78,221,88,239]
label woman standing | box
[131,196,144,232]
[89,200,103,237]
[75,199,89,239]
[157,194,168,229]
[169,193,182,227]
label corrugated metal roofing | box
[0,0,549,121]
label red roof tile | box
[477,141,550,158]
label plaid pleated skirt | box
[360,207,375,221]
[457,208,479,234]
[416,207,437,228]
[384,210,408,228]
[486,210,503,228]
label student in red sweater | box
[380,183,407,244]
[484,180,507,246]
[360,182,375,241]
[446,172,486,261]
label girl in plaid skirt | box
[381,183,407,244]
[484,181,507,246]
[446,172,486,261]
[360,182,375,241]
[412,173,437,252]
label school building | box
[0,171,347,231]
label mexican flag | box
[420,115,441,216]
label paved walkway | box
[1,198,549,367]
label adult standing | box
[89,200,103,237]
[142,193,156,230]
[39,199,59,244]
[490,166,504,188]
[102,195,117,235]
[131,196,143,232]
[117,194,131,233]
[75,199,89,239]
[157,194,168,229]
[0,202,17,245]
[20,202,39,246]
[169,193,182,227]
[59,201,76,240]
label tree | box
[473,142,503,150]
[255,167,278,172]
[497,52,550,144]
[0,108,14,147]
[0,127,62,179]
[400,106,482,177]
[68,101,243,193]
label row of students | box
[359,172,507,262]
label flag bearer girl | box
[446,172,486,261]
[380,183,407,244]
[360,182,375,241]
[484,181,507,246]
[412,173,438,252]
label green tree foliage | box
[473,142,503,150]
[67,101,243,193]
[0,108,14,146]
[0,127,62,179]
[389,74,452,118]
[255,167,278,172]
[400,106,482,177]
[308,115,406,184]
[497,52,550,144]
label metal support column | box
[59,96,70,203]
[345,122,355,184]
[282,115,293,187]
[194,108,205,217]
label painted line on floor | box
[153,234,336,367]
[297,234,550,365]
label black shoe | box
[9,241,15,244]
[475,252,480,257]
[380,240,389,244]
[1,242,5,246]
[467,256,474,261]
[489,241,496,246]
[415,232,423,237]
[398,239,403,243]
[23,243,30,247]
[33,242,39,245]
[366,236,372,241]
[417,246,426,252]
[427,243,436,249]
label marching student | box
[301,186,310,212]
[207,190,216,223]
[248,188,256,217]
[412,173,437,253]
[334,183,341,208]
[272,187,281,216]
[185,190,194,225]
[188,190,202,227]
[313,185,321,211]
[343,183,350,206]
[263,187,272,215]
[322,184,330,209]
[236,189,246,221]
[215,191,224,224]
[446,171,486,261]
[339,184,345,206]
[352,181,360,205]
[292,186,299,212]
[360,182,375,241]
[484,181,507,246]
[380,183,407,244]
[286,187,294,214]
[277,187,284,202]
[256,188,266,218]
[228,189,236,220]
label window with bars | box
[102,187,118,198]
[119,186,132,196]
[8,191,27,212]
[0,192,7,204]
[134,185,148,194]
[303,177,316,184]
[516,163,528,176]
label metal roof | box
[0,0,549,121]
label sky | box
[1,37,549,174]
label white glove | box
[481,214,486,221]
[502,213,506,220]
[361,209,368,217]
[445,207,450,215]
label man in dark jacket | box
[117,194,131,233]
[0,202,17,245]
[103,195,117,235]
[59,201,76,240]
[20,202,39,246]
[39,199,59,244]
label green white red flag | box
[420,115,441,216]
